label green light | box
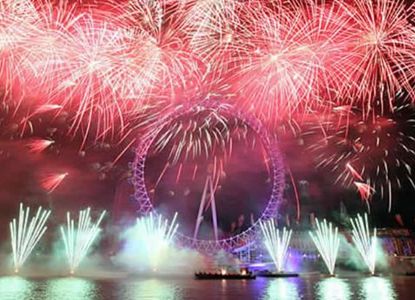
[46,278,96,300]
[265,278,300,300]
[260,219,292,273]
[135,212,179,271]
[9,203,51,273]
[0,276,34,300]
[309,218,340,275]
[60,208,106,274]
[361,277,396,300]
[122,279,181,299]
[316,278,351,300]
[350,213,377,275]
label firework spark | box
[60,208,106,274]
[149,104,264,183]
[0,0,414,136]
[260,219,292,273]
[9,203,51,273]
[41,172,68,193]
[309,218,340,275]
[308,99,415,210]
[134,212,179,271]
[26,139,54,153]
[336,0,415,113]
[350,213,377,275]
[354,182,375,202]
[228,1,350,125]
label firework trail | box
[228,1,350,125]
[134,212,179,271]
[41,172,68,193]
[183,0,248,77]
[307,98,415,210]
[335,0,415,114]
[26,139,54,153]
[152,108,232,164]
[149,104,265,183]
[60,208,106,274]
[309,218,340,276]
[350,213,377,275]
[260,219,292,273]
[9,203,51,273]
[0,0,414,136]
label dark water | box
[0,275,412,300]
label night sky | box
[0,0,415,247]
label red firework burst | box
[307,97,415,210]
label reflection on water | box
[264,278,300,300]
[360,277,397,300]
[0,275,410,300]
[46,278,97,300]
[0,276,34,300]
[118,279,182,300]
[316,278,351,300]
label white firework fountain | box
[10,203,51,273]
[135,212,179,271]
[60,208,106,274]
[309,218,340,276]
[350,213,377,275]
[260,219,293,274]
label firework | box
[26,139,54,153]
[309,218,340,275]
[228,1,349,125]
[354,182,375,203]
[260,219,292,273]
[0,0,414,138]
[135,212,178,271]
[117,0,202,103]
[183,0,248,74]
[51,12,141,145]
[41,172,68,193]
[149,104,263,183]
[335,0,415,112]
[152,107,233,164]
[32,104,63,115]
[60,208,106,274]
[0,0,164,142]
[9,203,51,273]
[307,99,415,210]
[350,213,377,275]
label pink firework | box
[0,0,38,97]
[335,0,415,114]
[228,1,348,126]
[0,1,172,143]
[0,0,414,147]
[307,98,415,210]
[117,0,202,103]
[41,172,68,193]
[27,139,54,153]
[354,181,375,202]
[183,0,248,73]
[148,103,267,183]
[150,106,235,182]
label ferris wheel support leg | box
[210,177,219,241]
[193,176,209,240]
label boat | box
[195,269,256,280]
[257,270,299,278]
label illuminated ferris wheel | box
[131,101,285,252]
